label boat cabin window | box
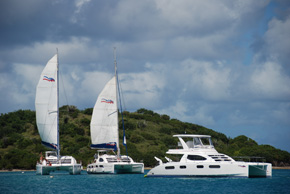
[165,166,175,170]
[61,159,71,164]
[209,165,220,168]
[100,165,104,168]
[200,137,211,146]
[99,158,104,162]
[180,165,186,169]
[193,137,202,146]
[187,155,206,161]
[46,152,57,157]
[197,165,204,168]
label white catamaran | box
[35,54,82,175]
[87,50,144,174]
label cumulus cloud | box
[251,61,290,99]
[0,0,290,152]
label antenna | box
[114,47,117,76]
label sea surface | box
[0,170,289,194]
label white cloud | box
[263,16,290,61]
[251,61,290,99]
[120,69,166,110]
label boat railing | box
[60,159,72,164]
[233,156,266,163]
[106,157,131,163]
[192,145,214,149]
[47,159,58,164]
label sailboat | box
[35,54,82,175]
[87,50,144,174]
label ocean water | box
[0,170,289,194]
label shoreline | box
[1,166,290,172]
[272,166,290,169]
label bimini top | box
[166,134,217,154]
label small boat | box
[87,49,144,174]
[145,134,272,178]
[35,54,82,175]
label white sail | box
[90,76,118,150]
[35,55,58,149]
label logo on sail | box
[101,98,114,104]
[43,76,55,82]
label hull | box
[146,162,272,178]
[248,163,272,178]
[36,163,82,175]
[87,163,115,174]
[114,163,144,174]
[87,162,144,174]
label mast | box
[114,48,129,159]
[56,49,60,161]
[114,48,121,157]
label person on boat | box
[40,152,43,163]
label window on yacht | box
[100,165,104,168]
[61,159,72,164]
[197,165,204,168]
[180,165,186,169]
[200,137,211,146]
[99,158,104,162]
[165,166,175,170]
[209,165,220,168]
[193,137,202,146]
[187,155,207,161]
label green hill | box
[1,107,289,170]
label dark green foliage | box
[129,133,144,143]
[0,108,290,170]
[159,127,172,135]
[121,119,136,130]
[80,118,90,126]
[140,132,156,140]
[162,136,177,147]
[82,108,93,115]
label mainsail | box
[35,55,58,150]
[90,76,118,150]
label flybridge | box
[174,134,215,149]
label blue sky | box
[0,0,289,152]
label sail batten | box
[35,54,58,150]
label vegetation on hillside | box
[1,107,289,170]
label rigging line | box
[118,76,127,111]
[59,68,70,110]
[117,71,128,158]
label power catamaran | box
[35,54,82,175]
[145,134,272,178]
[87,49,144,174]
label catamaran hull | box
[87,163,115,174]
[36,164,82,175]
[114,163,144,174]
[87,163,144,174]
[146,162,272,178]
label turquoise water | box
[0,170,289,194]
